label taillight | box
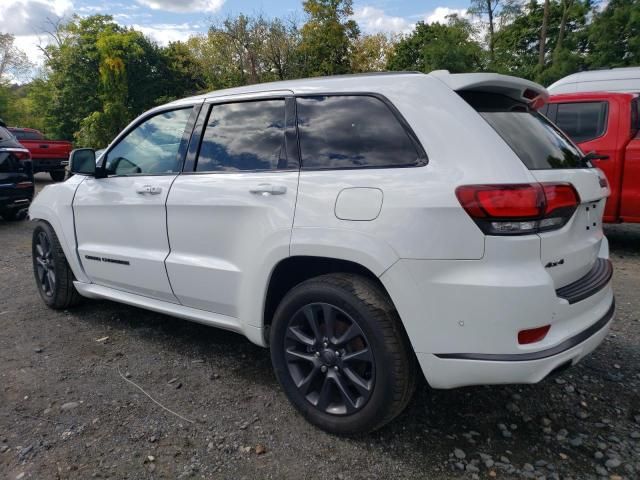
[15,181,33,189]
[456,183,580,235]
[5,148,31,161]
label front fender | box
[28,176,90,283]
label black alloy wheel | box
[34,229,56,297]
[284,302,375,415]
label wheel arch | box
[262,255,397,344]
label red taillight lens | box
[518,325,551,345]
[456,183,580,235]
[15,181,33,189]
[456,184,544,218]
[10,149,32,161]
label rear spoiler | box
[430,70,549,109]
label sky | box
[0,0,472,78]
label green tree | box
[350,33,397,73]
[387,17,484,73]
[588,0,640,68]
[298,0,359,76]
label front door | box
[74,106,196,302]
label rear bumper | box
[418,299,613,388]
[381,235,614,389]
[32,158,65,172]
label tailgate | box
[21,140,71,159]
[532,168,609,288]
[456,87,611,290]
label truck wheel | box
[32,221,81,309]
[270,273,416,435]
[50,170,66,182]
[1,209,27,221]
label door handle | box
[136,185,162,195]
[249,184,287,196]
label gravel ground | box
[1,175,639,480]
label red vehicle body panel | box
[7,128,72,173]
[546,92,640,223]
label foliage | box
[299,0,360,76]
[387,17,484,73]
[588,0,640,68]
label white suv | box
[29,71,614,434]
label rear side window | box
[11,130,44,140]
[296,95,425,169]
[460,91,586,170]
[0,127,12,142]
[196,99,291,172]
[555,102,608,143]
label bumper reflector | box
[518,325,551,345]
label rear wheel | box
[270,273,416,435]
[1,209,27,221]
[50,170,66,182]
[32,221,81,309]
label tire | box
[1,209,27,221]
[50,170,66,182]
[270,273,416,435]
[32,221,82,309]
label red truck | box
[542,92,640,223]
[7,128,72,182]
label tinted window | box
[555,102,608,143]
[0,127,12,142]
[196,100,289,172]
[461,91,587,170]
[11,130,44,141]
[105,108,191,175]
[296,95,422,169]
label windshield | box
[459,91,588,170]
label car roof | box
[548,67,640,94]
[165,71,548,108]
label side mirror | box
[69,148,96,175]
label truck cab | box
[543,92,640,223]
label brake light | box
[15,181,33,189]
[4,148,31,161]
[456,183,580,235]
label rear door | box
[165,95,299,317]
[74,105,197,302]
[547,97,620,220]
[461,91,609,289]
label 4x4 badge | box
[545,259,565,268]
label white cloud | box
[135,0,224,13]
[0,0,73,36]
[130,23,200,44]
[425,7,470,24]
[352,6,413,34]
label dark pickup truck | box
[8,128,72,181]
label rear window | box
[460,91,587,170]
[10,129,44,140]
[555,102,608,143]
[0,127,13,142]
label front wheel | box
[32,221,81,309]
[270,273,416,435]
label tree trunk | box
[487,0,495,63]
[555,0,574,57]
[539,0,550,68]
